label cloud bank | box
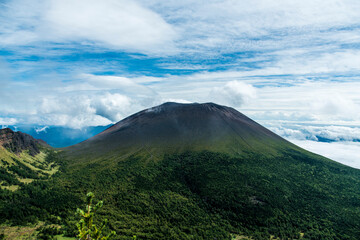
[290,140,360,169]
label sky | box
[1,0,360,167]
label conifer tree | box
[76,192,116,240]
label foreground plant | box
[76,192,116,240]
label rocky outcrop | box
[0,128,48,156]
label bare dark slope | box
[66,102,293,159]
[0,128,48,156]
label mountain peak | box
[147,102,229,111]
[67,102,288,157]
[145,102,246,117]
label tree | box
[76,192,116,240]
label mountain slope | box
[2,103,360,239]
[0,128,48,156]
[57,103,360,239]
[66,102,295,161]
[0,128,57,191]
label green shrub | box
[76,192,116,240]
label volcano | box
[2,102,360,240]
[58,102,360,239]
[66,102,295,159]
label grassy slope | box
[0,137,75,240]
[0,146,59,191]
[0,223,74,240]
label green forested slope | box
[52,149,360,239]
[2,103,360,240]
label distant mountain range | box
[2,125,111,148]
[1,102,360,239]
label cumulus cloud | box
[35,90,154,129]
[0,71,161,128]
[210,81,256,107]
[91,93,132,122]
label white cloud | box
[35,126,49,134]
[91,93,132,122]
[0,117,18,125]
[35,90,154,129]
[270,125,360,142]
[290,140,360,169]
[45,0,177,53]
[2,65,360,129]
[161,98,193,104]
[268,49,360,76]
[0,0,177,54]
[0,71,161,128]
[267,123,360,169]
[311,94,360,119]
[140,0,360,54]
[77,74,158,94]
[210,81,257,107]
[272,126,316,141]
[242,81,360,126]
[143,72,360,127]
[265,123,360,169]
[3,0,360,58]
[250,111,316,123]
[29,113,112,130]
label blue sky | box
[1,0,360,167]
